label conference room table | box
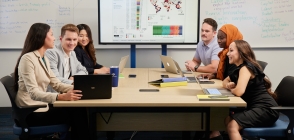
[54,68,246,140]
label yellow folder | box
[150,81,188,87]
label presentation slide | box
[99,0,199,44]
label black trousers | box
[26,105,90,140]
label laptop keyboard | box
[186,77,196,81]
[182,70,192,74]
[206,89,221,95]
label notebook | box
[160,55,192,74]
[194,75,235,97]
[74,75,112,99]
[118,55,129,73]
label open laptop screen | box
[118,55,129,73]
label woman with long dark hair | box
[74,24,109,74]
[223,40,279,140]
[14,23,90,140]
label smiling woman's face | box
[78,29,89,47]
[217,30,227,48]
[227,42,241,65]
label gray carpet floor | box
[0,113,187,140]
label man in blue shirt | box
[185,18,222,73]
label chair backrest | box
[257,60,268,71]
[0,73,19,111]
[275,76,294,106]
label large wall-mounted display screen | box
[99,0,199,44]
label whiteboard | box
[200,0,294,48]
[0,0,130,49]
[2,0,293,49]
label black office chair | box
[242,76,294,140]
[0,73,69,140]
[257,60,268,71]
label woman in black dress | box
[223,40,279,140]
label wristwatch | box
[194,65,199,72]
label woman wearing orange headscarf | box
[216,24,243,80]
[200,24,243,81]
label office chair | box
[242,76,294,140]
[257,60,268,71]
[0,73,69,140]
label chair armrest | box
[15,104,47,120]
[14,104,48,128]
[271,106,294,121]
[271,107,294,110]
[19,104,47,109]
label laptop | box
[194,75,235,97]
[172,60,197,83]
[118,55,129,73]
[74,75,112,99]
[160,55,192,74]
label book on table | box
[149,81,188,87]
[149,77,187,83]
[149,77,188,87]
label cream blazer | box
[15,50,73,111]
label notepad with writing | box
[197,95,230,101]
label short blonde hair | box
[61,24,79,37]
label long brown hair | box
[234,40,277,99]
[77,24,96,65]
[14,23,51,91]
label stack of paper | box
[149,77,188,87]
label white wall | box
[0,48,293,107]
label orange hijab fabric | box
[216,24,243,80]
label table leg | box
[89,108,97,140]
[205,108,210,140]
